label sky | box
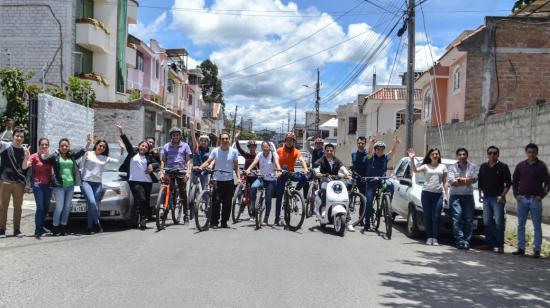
[129,0,512,130]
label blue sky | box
[130,0,512,130]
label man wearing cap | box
[363,136,399,232]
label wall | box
[447,54,467,122]
[94,106,144,146]
[426,102,550,222]
[37,94,93,148]
[0,1,75,87]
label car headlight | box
[102,187,128,200]
[333,183,343,194]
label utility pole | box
[315,68,320,137]
[405,0,415,154]
[287,111,291,132]
[293,101,297,132]
[231,105,238,143]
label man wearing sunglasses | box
[478,146,512,254]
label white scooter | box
[314,168,350,237]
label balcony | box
[76,20,109,54]
[89,79,110,103]
[128,0,138,24]
[126,45,136,68]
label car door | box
[392,158,411,217]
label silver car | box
[47,145,160,226]
[389,157,485,238]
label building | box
[319,118,338,144]
[240,118,253,132]
[304,111,337,139]
[417,16,550,124]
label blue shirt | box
[351,149,369,177]
[366,154,390,185]
[311,149,324,168]
[193,145,210,166]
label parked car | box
[233,140,276,168]
[299,150,310,167]
[47,145,160,226]
[388,157,485,238]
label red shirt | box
[28,153,52,185]
[277,146,302,171]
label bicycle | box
[279,170,306,231]
[194,169,232,231]
[348,171,368,226]
[305,170,319,218]
[364,176,393,239]
[249,171,276,230]
[231,170,255,223]
[155,168,187,231]
[188,168,207,220]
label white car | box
[232,140,276,168]
[388,157,485,238]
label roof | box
[319,117,338,129]
[365,87,421,101]
[166,48,189,57]
[512,0,550,17]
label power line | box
[220,0,367,79]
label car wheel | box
[406,204,421,238]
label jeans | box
[483,196,505,249]
[421,191,444,239]
[517,196,543,251]
[363,181,394,228]
[450,194,475,245]
[82,181,103,229]
[250,179,276,219]
[53,186,75,227]
[275,172,307,222]
[32,183,52,235]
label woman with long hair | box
[81,139,118,234]
[408,147,448,246]
[37,137,90,236]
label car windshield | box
[104,146,124,172]
[415,163,478,189]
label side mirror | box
[399,179,412,186]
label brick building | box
[417,16,550,124]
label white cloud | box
[129,12,168,42]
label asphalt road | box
[1,209,549,308]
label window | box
[136,51,144,71]
[321,130,329,139]
[394,159,408,177]
[77,0,94,19]
[423,87,433,121]
[348,117,357,135]
[188,94,193,105]
[395,108,422,130]
[167,79,174,93]
[74,46,93,75]
[155,61,160,79]
[333,128,337,137]
[453,67,461,91]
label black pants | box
[175,176,188,216]
[129,181,152,220]
[211,180,235,225]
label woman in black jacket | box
[40,137,90,235]
[116,124,159,229]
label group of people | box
[408,143,548,258]
[0,124,547,259]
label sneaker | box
[432,239,440,246]
[512,248,525,256]
[263,217,269,225]
[497,247,504,254]
[60,225,67,236]
[347,224,355,232]
[14,229,24,238]
[426,238,433,245]
[0,229,6,238]
[464,242,470,250]
[533,250,541,259]
[52,226,60,236]
[85,228,94,235]
[95,224,103,233]
[34,234,41,240]
[42,227,52,235]
[274,219,281,226]
[220,223,229,229]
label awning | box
[319,117,338,129]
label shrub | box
[68,76,95,107]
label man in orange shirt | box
[272,132,309,226]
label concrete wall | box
[426,102,550,222]
[447,54,467,121]
[37,94,93,149]
[94,107,145,146]
[0,1,75,87]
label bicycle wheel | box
[172,189,184,224]
[155,187,168,231]
[374,200,382,231]
[231,184,244,223]
[306,182,317,218]
[194,190,211,231]
[382,194,393,239]
[284,190,305,231]
[188,185,197,220]
[348,191,366,226]
[255,189,265,229]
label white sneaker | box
[426,238,433,245]
[347,224,355,232]
[432,239,439,246]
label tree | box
[200,59,224,106]
[0,67,34,126]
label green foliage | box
[240,129,259,141]
[506,228,549,257]
[0,67,34,126]
[200,59,224,106]
[45,87,67,99]
[129,90,141,101]
[68,76,96,107]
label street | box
[1,211,549,308]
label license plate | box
[71,202,87,213]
